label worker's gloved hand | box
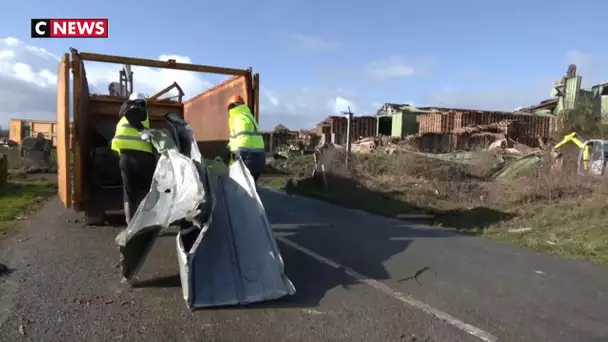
[140,129,152,142]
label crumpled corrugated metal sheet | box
[177,158,295,309]
[413,151,504,167]
[492,152,541,180]
[116,120,295,309]
[115,128,206,280]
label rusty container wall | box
[493,113,508,124]
[419,132,498,153]
[457,111,508,127]
[452,112,463,131]
[418,113,440,134]
[441,113,456,132]
[458,112,474,127]
[9,119,22,143]
[327,116,348,144]
[418,133,454,153]
[350,116,377,139]
[424,111,456,132]
[419,113,455,134]
[513,114,557,140]
[184,75,250,158]
[440,113,450,132]
[332,116,346,135]
[31,120,58,146]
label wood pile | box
[350,137,377,153]
[451,121,513,135]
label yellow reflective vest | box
[111,114,153,156]
[228,105,264,152]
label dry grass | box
[263,148,608,266]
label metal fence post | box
[342,107,353,168]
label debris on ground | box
[492,152,542,180]
[0,263,10,277]
[508,227,533,233]
[350,137,377,153]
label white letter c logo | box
[35,21,47,35]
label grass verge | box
[0,179,58,239]
[261,150,608,266]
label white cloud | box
[0,37,63,123]
[85,55,214,100]
[4,38,18,46]
[0,50,15,59]
[364,55,417,81]
[332,96,355,114]
[281,32,340,53]
[564,50,608,86]
[258,86,362,130]
[0,36,358,132]
[0,37,218,126]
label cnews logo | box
[31,19,109,38]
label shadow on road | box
[247,226,442,309]
[134,274,181,288]
[135,180,504,310]
[0,263,14,277]
[214,187,464,310]
[128,171,512,310]
[283,174,516,234]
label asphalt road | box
[0,189,607,342]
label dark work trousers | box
[119,149,157,225]
[235,150,265,189]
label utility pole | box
[341,106,354,168]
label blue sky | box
[0,0,607,130]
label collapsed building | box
[301,64,607,154]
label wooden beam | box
[77,52,250,76]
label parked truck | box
[56,49,259,224]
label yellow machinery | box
[554,132,608,176]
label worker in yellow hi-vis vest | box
[226,95,265,188]
[111,93,157,224]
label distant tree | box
[274,124,289,132]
